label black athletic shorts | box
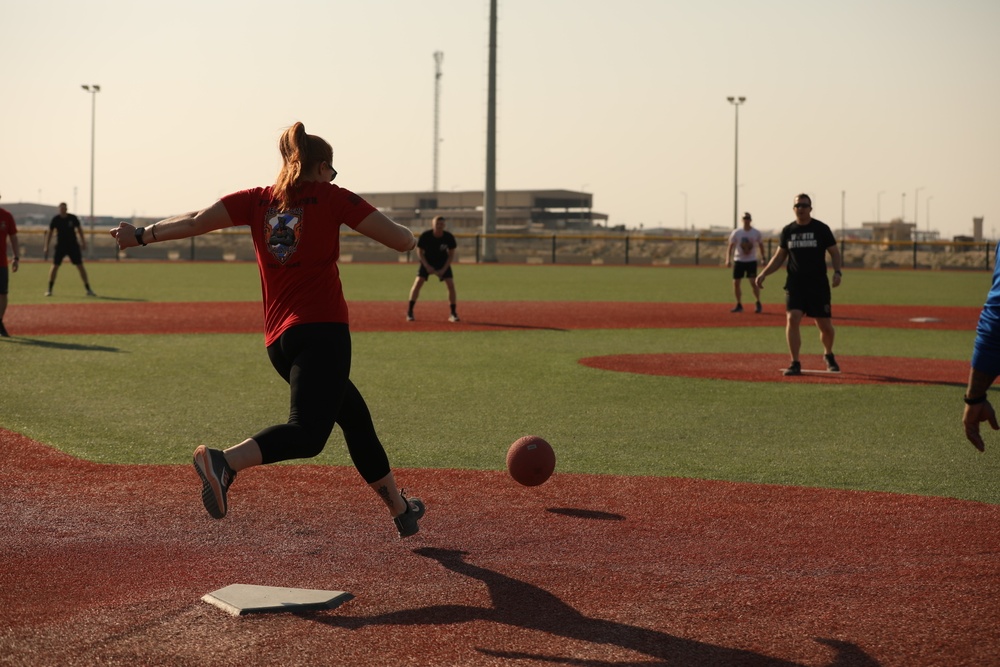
[418,264,454,281]
[732,260,758,280]
[0,268,8,295]
[53,244,83,266]
[785,279,832,319]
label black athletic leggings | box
[252,322,391,484]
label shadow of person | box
[4,338,120,352]
[307,547,878,667]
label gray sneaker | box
[393,491,426,538]
[783,361,802,376]
[192,446,236,519]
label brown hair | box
[273,122,333,208]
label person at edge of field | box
[962,240,1000,452]
[725,211,765,313]
[754,193,843,377]
[109,122,426,538]
[44,202,96,297]
[0,193,20,338]
[407,215,460,322]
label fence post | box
[913,240,918,269]
[625,235,630,265]
[695,236,700,266]
[551,235,557,264]
[476,234,481,263]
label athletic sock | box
[450,303,457,316]
[408,300,415,316]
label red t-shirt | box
[0,208,17,269]
[221,182,375,346]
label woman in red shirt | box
[111,122,425,538]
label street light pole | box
[877,190,884,223]
[726,96,746,230]
[926,196,933,234]
[81,84,100,257]
[914,186,925,229]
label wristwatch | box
[134,227,147,246]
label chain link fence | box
[12,228,996,271]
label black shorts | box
[785,280,832,318]
[418,264,454,281]
[0,268,8,295]
[53,244,83,266]
[732,260,758,280]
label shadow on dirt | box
[303,547,879,667]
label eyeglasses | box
[793,203,811,209]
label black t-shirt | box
[779,218,836,284]
[417,229,457,268]
[49,214,82,248]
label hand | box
[10,257,18,273]
[832,272,842,288]
[755,275,765,290]
[110,222,138,250]
[963,399,997,452]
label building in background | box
[359,189,606,233]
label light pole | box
[81,84,100,257]
[841,190,846,236]
[877,190,885,223]
[926,196,933,234]
[681,191,688,229]
[914,186,925,229]
[432,51,444,193]
[482,0,498,262]
[726,96,746,229]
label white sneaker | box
[448,314,460,322]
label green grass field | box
[2,260,997,504]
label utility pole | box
[433,51,444,193]
[482,0,498,262]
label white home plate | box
[202,584,353,616]
[909,317,942,323]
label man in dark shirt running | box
[407,215,459,322]
[755,193,843,376]
[44,203,95,297]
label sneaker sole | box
[193,447,227,519]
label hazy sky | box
[3,0,998,238]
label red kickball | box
[506,435,556,486]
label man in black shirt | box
[755,193,843,376]
[407,216,459,322]
[44,203,95,297]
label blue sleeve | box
[972,242,1000,376]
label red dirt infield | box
[1,300,996,666]
[2,430,998,666]
[3,299,979,336]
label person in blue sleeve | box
[964,242,1000,451]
